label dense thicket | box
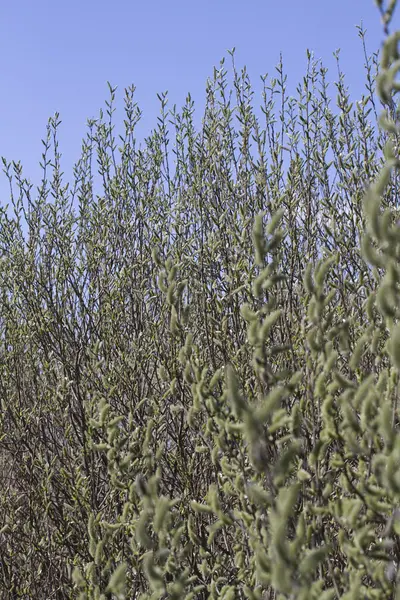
[1,6,400,598]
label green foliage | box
[1,3,400,598]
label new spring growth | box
[388,321,400,369]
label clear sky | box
[0,0,396,206]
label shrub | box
[1,2,400,598]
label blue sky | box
[0,1,395,206]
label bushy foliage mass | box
[1,2,400,598]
